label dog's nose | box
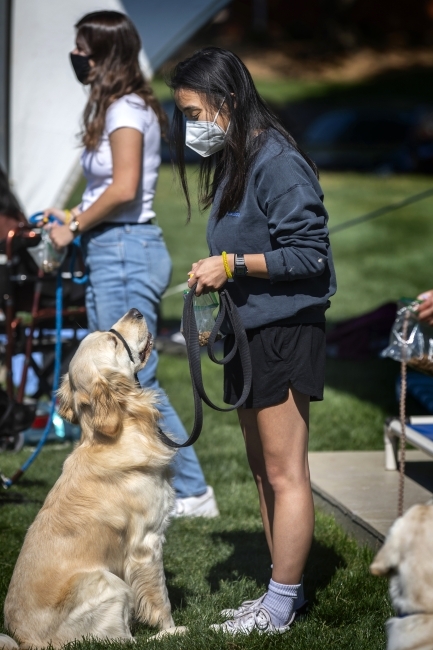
[128,308,143,320]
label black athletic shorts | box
[223,321,326,409]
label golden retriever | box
[370,503,433,650]
[0,308,178,649]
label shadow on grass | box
[0,482,47,507]
[12,477,51,488]
[206,531,345,604]
[0,492,40,507]
[207,531,271,592]
[325,354,430,417]
[304,538,347,604]
[165,570,189,612]
[325,355,398,412]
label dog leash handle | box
[157,283,252,449]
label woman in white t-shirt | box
[47,10,218,517]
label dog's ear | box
[57,374,79,424]
[370,534,400,576]
[90,376,124,438]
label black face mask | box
[70,52,91,84]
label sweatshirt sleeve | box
[261,158,330,284]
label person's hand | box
[42,207,69,224]
[416,290,433,325]
[49,224,74,250]
[187,255,230,295]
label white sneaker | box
[174,486,219,518]
[220,593,266,619]
[211,606,295,635]
[221,580,307,619]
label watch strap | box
[234,253,248,276]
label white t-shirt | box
[80,93,161,223]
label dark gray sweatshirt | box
[207,128,337,330]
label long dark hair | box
[75,11,167,150]
[168,47,318,220]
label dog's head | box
[370,504,433,616]
[57,309,153,439]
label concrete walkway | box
[309,450,433,550]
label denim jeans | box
[81,223,207,498]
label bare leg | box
[238,386,314,584]
[238,410,274,558]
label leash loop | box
[157,283,252,448]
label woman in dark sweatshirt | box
[169,47,336,635]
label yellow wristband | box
[222,251,233,280]
[64,209,72,224]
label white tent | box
[0,0,230,216]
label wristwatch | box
[69,217,81,236]
[234,253,248,277]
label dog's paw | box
[148,626,188,641]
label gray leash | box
[156,283,252,448]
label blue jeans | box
[81,223,207,499]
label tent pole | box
[0,0,11,173]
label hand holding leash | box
[157,282,252,448]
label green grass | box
[0,442,392,650]
[323,173,433,319]
[6,167,433,647]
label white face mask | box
[185,102,228,157]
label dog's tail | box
[0,634,19,650]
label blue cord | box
[28,211,63,226]
[70,239,88,285]
[2,271,63,488]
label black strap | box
[109,328,134,363]
[109,328,140,385]
[157,283,252,448]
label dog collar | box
[109,328,134,363]
[109,328,140,386]
[397,611,425,618]
[108,329,172,445]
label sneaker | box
[174,486,219,518]
[210,606,295,635]
[221,586,307,619]
[220,593,266,619]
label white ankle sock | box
[262,579,300,627]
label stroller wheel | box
[0,431,24,453]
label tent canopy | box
[0,0,230,215]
